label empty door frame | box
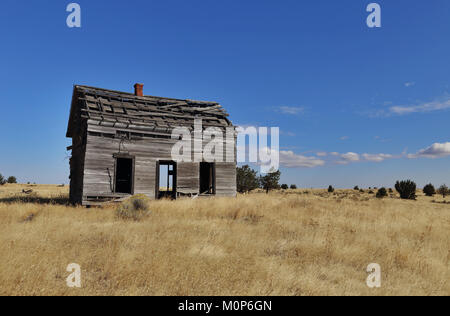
[113,154,135,195]
[199,162,216,195]
[156,160,177,199]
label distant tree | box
[437,184,449,199]
[7,176,17,184]
[388,188,394,193]
[290,184,297,190]
[328,185,335,193]
[0,173,5,185]
[354,186,359,190]
[281,184,289,190]
[236,165,259,194]
[423,184,436,197]
[376,187,388,199]
[259,169,281,194]
[395,180,417,200]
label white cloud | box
[339,136,349,141]
[341,152,360,162]
[408,142,450,159]
[389,98,450,115]
[279,151,325,168]
[404,82,415,87]
[316,152,328,157]
[362,153,393,162]
[277,106,304,115]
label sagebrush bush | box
[395,180,417,200]
[116,194,151,221]
[423,184,436,197]
[376,187,388,199]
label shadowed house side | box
[66,84,236,206]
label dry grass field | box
[0,183,449,296]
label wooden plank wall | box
[177,162,199,195]
[82,123,236,202]
[215,162,237,197]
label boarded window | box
[200,162,215,195]
[115,158,133,194]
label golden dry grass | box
[0,184,449,296]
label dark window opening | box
[200,162,215,195]
[156,161,177,199]
[115,158,133,194]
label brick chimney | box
[134,83,144,96]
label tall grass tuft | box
[116,194,151,221]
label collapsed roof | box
[66,85,233,138]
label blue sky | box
[0,0,449,188]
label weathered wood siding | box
[80,122,236,203]
[215,162,237,197]
[177,162,199,195]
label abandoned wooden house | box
[66,84,236,205]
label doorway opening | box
[157,161,177,199]
[115,157,133,194]
[200,162,215,195]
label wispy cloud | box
[339,136,349,141]
[404,82,415,87]
[279,151,325,168]
[280,130,296,137]
[362,153,393,162]
[277,106,305,116]
[389,98,450,116]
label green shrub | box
[281,184,289,190]
[259,169,281,194]
[354,186,359,190]
[423,184,436,197]
[376,187,388,198]
[116,194,151,221]
[236,165,260,193]
[7,176,17,184]
[290,184,297,190]
[437,184,449,198]
[0,173,5,185]
[395,180,417,200]
[328,185,335,193]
